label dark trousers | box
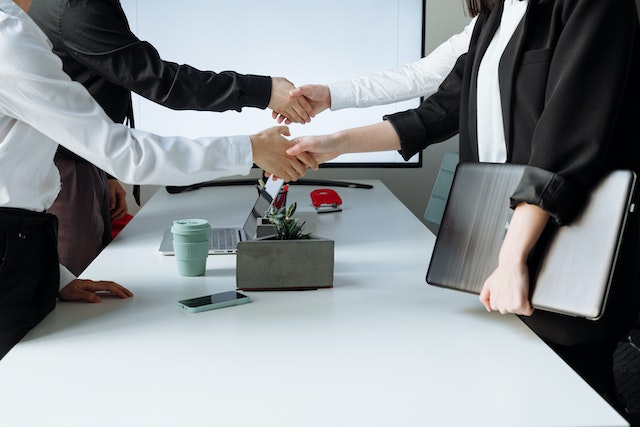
[522,215,640,408]
[0,208,60,360]
[48,154,111,276]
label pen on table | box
[274,184,288,208]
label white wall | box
[123,1,472,234]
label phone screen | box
[179,291,247,308]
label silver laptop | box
[159,178,284,255]
[426,162,636,320]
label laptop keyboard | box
[211,228,240,251]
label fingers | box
[296,96,315,122]
[269,78,318,125]
[251,127,303,182]
[295,151,319,170]
[110,201,127,220]
[109,181,129,220]
[519,303,534,316]
[97,281,134,299]
[479,289,534,316]
[110,207,127,221]
[285,102,312,124]
[288,158,308,180]
[276,158,307,182]
[59,279,134,303]
[285,95,315,123]
[251,126,323,181]
[291,84,331,115]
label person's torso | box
[461,0,640,175]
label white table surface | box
[0,180,627,427]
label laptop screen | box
[241,178,283,238]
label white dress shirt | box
[328,18,475,110]
[476,0,528,163]
[0,0,254,287]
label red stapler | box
[310,189,342,213]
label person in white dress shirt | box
[288,0,640,417]
[0,0,316,359]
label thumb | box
[278,126,291,137]
[286,142,301,156]
[289,87,303,97]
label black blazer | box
[387,0,640,225]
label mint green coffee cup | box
[171,219,210,276]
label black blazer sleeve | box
[507,0,640,224]
[383,53,467,160]
[59,0,271,113]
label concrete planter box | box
[236,236,334,290]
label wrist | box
[330,131,349,155]
[498,246,528,266]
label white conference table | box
[0,180,627,427]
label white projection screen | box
[120,0,424,167]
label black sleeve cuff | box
[383,111,429,161]
[510,166,585,225]
[244,75,272,110]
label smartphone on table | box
[177,291,250,313]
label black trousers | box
[522,215,640,404]
[0,208,59,360]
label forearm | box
[72,43,271,112]
[499,202,550,265]
[479,202,549,316]
[332,121,401,154]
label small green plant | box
[265,202,310,240]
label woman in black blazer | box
[288,0,640,415]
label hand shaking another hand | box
[250,126,318,182]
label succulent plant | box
[265,202,310,240]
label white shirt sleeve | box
[59,264,76,291]
[0,12,253,189]
[329,17,475,110]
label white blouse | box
[476,0,528,163]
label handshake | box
[250,78,337,183]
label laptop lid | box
[240,178,283,239]
[426,162,636,320]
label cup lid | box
[171,218,210,234]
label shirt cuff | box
[383,111,428,161]
[245,75,272,110]
[509,166,584,225]
[234,135,254,175]
[328,80,355,111]
[59,263,77,292]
